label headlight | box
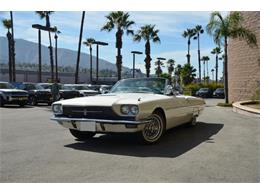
[120,105,139,116]
[52,104,63,115]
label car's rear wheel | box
[69,129,96,140]
[138,111,165,144]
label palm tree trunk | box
[203,61,205,84]
[10,11,16,82]
[215,54,218,84]
[75,11,85,84]
[48,31,54,82]
[90,46,92,83]
[55,35,58,82]
[144,40,151,77]
[224,37,229,103]
[187,39,191,64]
[116,29,123,81]
[7,32,13,82]
[197,34,201,82]
[38,29,42,82]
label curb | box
[232,100,260,118]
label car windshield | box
[110,78,167,94]
[62,85,74,90]
[66,85,90,90]
[0,82,15,89]
[216,88,224,92]
[24,83,43,90]
[200,88,209,92]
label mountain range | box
[0,36,130,72]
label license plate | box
[79,122,96,132]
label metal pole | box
[38,29,42,82]
[133,53,135,78]
[96,44,99,81]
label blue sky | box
[0,11,226,78]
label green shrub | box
[183,83,224,96]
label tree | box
[10,11,16,81]
[83,38,95,83]
[207,11,257,103]
[193,25,204,82]
[167,59,175,83]
[154,60,164,77]
[180,63,197,86]
[53,26,61,82]
[174,64,182,85]
[201,56,210,84]
[2,19,13,82]
[182,28,195,65]
[211,68,215,81]
[75,11,85,84]
[134,24,160,77]
[211,46,222,84]
[35,11,55,82]
[101,11,135,81]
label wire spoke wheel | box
[141,112,164,143]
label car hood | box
[56,92,167,107]
[0,89,27,93]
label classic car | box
[195,88,213,98]
[213,88,225,98]
[37,83,80,100]
[16,82,53,105]
[51,78,205,144]
[0,81,28,107]
[63,84,99,97]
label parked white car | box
[63,84,99,97]
[51,78,205,144]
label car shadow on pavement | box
[64,122,224,158]
[0,105,34,109]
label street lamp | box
[32,24,55,82]
[131,51,143,78]
[93,41,108,82]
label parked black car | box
[213,88,225,98]
[195,88,212,98]
[16,82,53,105]
[0,81,28,107]
[37,83,80,100]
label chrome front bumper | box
[51,116,150,133]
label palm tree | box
[167,59,175,83]
[35,11,55,82]
[201,56,210,84]
[10,11,16,82]
[175,64,182,85]
[211,68,215,81]
[53,26,61,82]
[182,28,195,65]
[207,11,257,103]
[2,19,13,82]
[154,60,164,77]
[83,38,95,83]
[180,63,197,86]
[75,11,85,84]
[193,25,204,82]
[134,24,160,77]
[211,47,222,84]
[101,11,135,81]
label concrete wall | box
[228,11,260,102]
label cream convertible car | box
[51,78,205,144]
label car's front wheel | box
[138,111,165,144]
[69,129,96,141]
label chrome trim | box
[51,116,150,125]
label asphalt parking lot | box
[0,99,259,182]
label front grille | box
[62,106,135,121]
